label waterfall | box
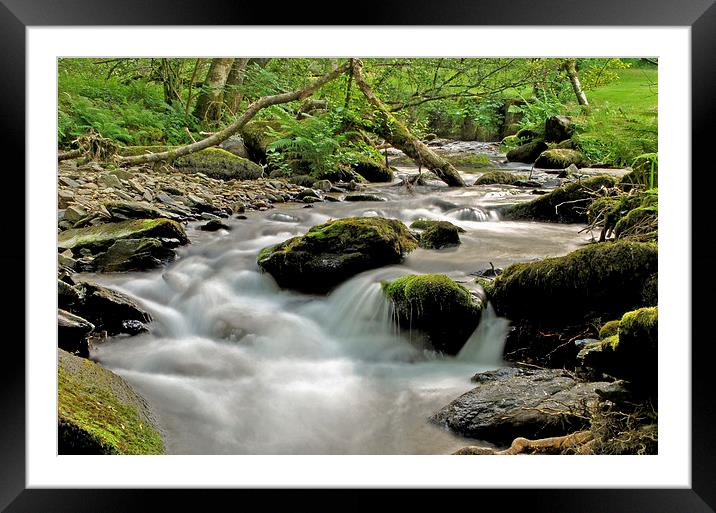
[456,303,510,367]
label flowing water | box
[89,166,592,454]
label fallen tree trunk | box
[351,59,465,187]
[116,61,352,167]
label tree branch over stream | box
[112,61,352,167]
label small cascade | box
[456,303,510,367]
[447,206,494,222]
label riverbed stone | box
[91,237,176,272]
[58,349,164,454]
[431,367,608,444]
[257,216,418,293]
[382,274,482,354]
[506,140,548,163]
[72,281,151,335]
[58,309,94,357]
[58,218,189,253]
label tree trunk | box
[223,58,251,116]
[193,58,235,122]
[158,59,183,106]
[118,61,352,167]
[563,59,589,108]
[351,59,465,187]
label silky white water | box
[90,169,591,454]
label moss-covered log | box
[351,60,465,187]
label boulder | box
[544,115,575,142]
[199,219,231,231]
[73,281,151,335]
[58,218,188,253]
[578,307,658,394]
[174,148,264,180]
[351,156,393,182]
[218,135,250,159]
[473,170,527,186]
[431,367,608,444]
[501,175,617,223]
[506,140,548,163]
[58,309,94,358]
[534,149,585,169]
[257,217,418,293]
[344,194,386,202]
[58,279,82,310]
[491,241,658,324]
[92,238,176,272]
[381,274,482,354]
[409,219,465,233]
[58,349,164,454]
[104,200,182,222]
[240,119,283,163]
[416,222,462,249]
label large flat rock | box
[431,367,609,444]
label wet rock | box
[303,196,322,204]
[92,238,176,272]
[344,194,386,202]
[534,149,585,169]
[312,179,332,192]
[513,180,542,188]
[58,349,164,454]
[382,274,483,354]
[199,219,231,231]
[501,175,617,223]
[417,222,462,249]
[58,279,82,310]
[506,140,548,164]
[257,217,418,294]
[58,218,189,253]
[104,200,182,222]
[431,367,608,444]
[58,309,94,358]
[491,241,657,324]
[473,170,527,186]
[73,281,151,336]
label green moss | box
[492,240,658,323]
[443,153,491,168]
[58,350,163,454]
[410,220,465,233]
[476,277,496,299]
[614,206,658,242]
[599,320,621,339]
[617,307,657,350]
[350,154,393,182]
[382,274,482,354]
[419,223,461,249]
[502,175,617,223]
[58,218,188,252]
[473,170,527,186]
[257,217,418,293]
[534,149,586,169]
[642,273,657,305]
[172,147,264,180]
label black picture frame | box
[4,1,714,511]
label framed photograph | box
[5,0,715,510]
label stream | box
[89,159,593,454]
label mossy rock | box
[382,274,483,354]
[240,119,284,163]
[580,307,657,394]
[502,175,617,223]
[614,206,658,242]
[515,128,540,142]
[417,222,462,249]
[642,273,658,305]
[350,155,394,182]
[506,140,548,163]
[117,145,173,157]
[554,139,577,150]
[599,320,621,339]
[544,115,575,143]
[173,147,264,180]
[443,153,491,168]
[534,149,586,169]
[491,241,658,324]
[92,237,176,272]
[58,349,164,454]
[257,217,418,293]
[57,218,188,253]
[410,220,465,233]
[473,170,527,186]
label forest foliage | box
[58,57,657,168]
